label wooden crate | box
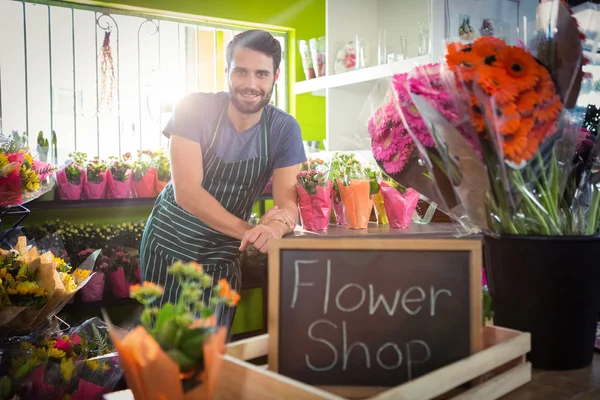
[215,326,531,400]
[104,326,531,400]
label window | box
[0,0,289,163]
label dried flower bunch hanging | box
[99,30,116,111]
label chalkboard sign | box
[268,238,482,388]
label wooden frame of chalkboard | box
[268,237,483,390]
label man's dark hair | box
[226,29,282,73]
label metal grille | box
[0,0,289,163]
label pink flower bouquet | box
[83,158,108,200]
[132,150,157,198]
[297,170,333,231]
[380,182,420,229]
[107,154,133,199]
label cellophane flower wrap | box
[107,154,132,199]
[57,152,87,201]
[297,158,332,231]
[105,261,240,400]
[0,133,57,207]
[0,317,123,400]
[393,0,599,236]
[360,74,466,228]
[132,150,157,198]
[0,235,100,337]
[83,157,108,200]
[380,182,420,229]
[331,153,375,229]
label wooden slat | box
[214,355,344,400]
[372,329,531,400]
[226,334,268,360]
[451,362,532,400]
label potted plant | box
[84,157,108,200]
[154,149,171,194]
[107,261,239,399]
[132,150,156,198]
[107,153,132,199]
[57,152,87,200]
[106,245,133,299]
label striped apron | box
[140,104,272,329]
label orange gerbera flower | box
[516,89,540,114]
[495,46,541,92]
[537,95,562,123]
[446,44,483,82]
[218,279,232,298]
[476,65,520,104]
[533,71,557,100]
[471,36,507,59]
[503,130,529,164]
[489,103,521,135]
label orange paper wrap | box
[337,178,373,229]
[109,319,226,400]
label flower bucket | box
[80,272,105,302]
[337,178,373,229]
[298,182,332,231]
[109,267,130,299]
[107,169,132,199]
[380,184,420,229]
[84,173,108,200]
[372,192,389,225]
[133,168,157,198]
[484,234,600,370]
[56,166,85,200]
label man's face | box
[227,46,279,114]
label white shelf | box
[294,55,432,96]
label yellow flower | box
[8,281,46,297]
[48,347,66,360]
[60,272,77,293]
[73,269,91,284]
[61,357,74,381]
[86,359,100,371]
[0,154,8,169]
[23,153,34,167]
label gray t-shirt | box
[163,92,306,172]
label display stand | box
[0,204,30,242]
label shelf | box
[26,194,274,210]
[294,55,432,96]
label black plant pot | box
[484,234,600,370]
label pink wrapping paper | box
[133,167,157,198]
[332,195,347,226]
[80,272,105,302]
[134,265,141,283]
[109,267,130,298]
[70,379,106,400]
[298,182,332,231]
[56,165,86,200]
[107,169,132,199]
[0,166,22,207]
[83,170,108,199]
[380,183,420,229]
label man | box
[140,29,306,329]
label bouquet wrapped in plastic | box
[0,236,100,336]
[332,153,375,229]
[390,0,598,236]
[106,261,239,400]
[83,157,108,200]
[132,150,157,198]
[297,158,333,231]
[57,152,87,201]
[107,154,132,199]
[0,133,57,207]
[0,317,123,399]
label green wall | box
[82,0,327,142]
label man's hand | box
[259,206,296,231]
[239,222,284,254]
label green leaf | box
[92,323,109,353]
[155,319,180,349]
[166,348,197,373]
[178,327,209,364]
[0,376,11,399]
[153,303,176,334]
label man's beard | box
[228,85,274,114]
